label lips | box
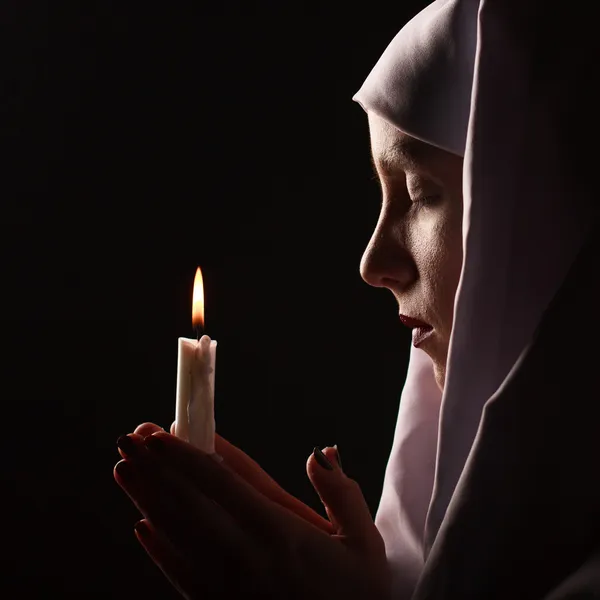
[399,314,434,348]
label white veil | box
[353,0,597,597]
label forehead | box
[368,112,436,173]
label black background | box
[2,2,425,598]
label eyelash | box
[370,177,440,208]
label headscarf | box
[353,0,600,597]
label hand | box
[114,428,391,600]
[123,422,333,534]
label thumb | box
[307,446,379,551]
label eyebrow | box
[371,137,435,176]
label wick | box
[195,325,203,342]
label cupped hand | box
[114,427,391,600]
[125,422,335,534]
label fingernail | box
[144,432,165,452]
[134,520,150,538]
[115,460,135,482]
[333,444,343,470]
[313,446,334,471]
[117,435,137,456]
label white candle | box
[175,334,217,453]
[174,267,217,454]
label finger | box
[144,432,289,540]
[134,519,203,598]
[114,457,255,564]
[134,422,165,438]
[117,434,144,460]
[215,433,334,535]
[307,447,383,554]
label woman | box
[114,0,600,598]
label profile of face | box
[360,113,464,391]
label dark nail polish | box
[116,460,134,482]
[134,520,149,537]
[333,444,343,470]
[144,433,164,452]
[313,446,334,471]
[117,435,137,456]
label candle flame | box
[192,267,204,330]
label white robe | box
[353,0,600,597]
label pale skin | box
[362,114,464,392]
[114,113,464,599]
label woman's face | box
[361,113,464,391]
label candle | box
[175,267,217,454]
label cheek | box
[408,208,463,323]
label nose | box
[360,209,417,290]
